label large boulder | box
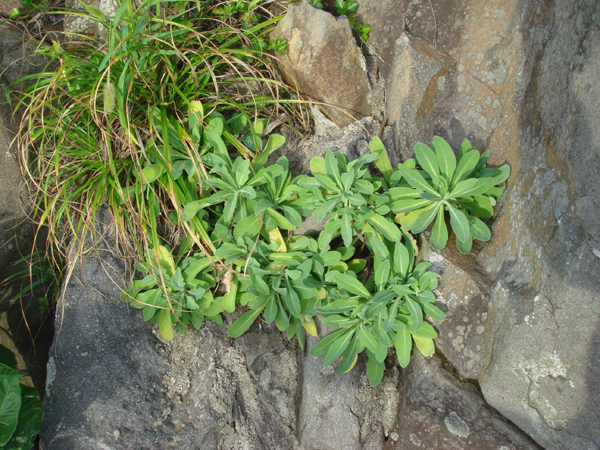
[270,0,372,127]
[358,0,600,448]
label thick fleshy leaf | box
[399,167,440,197]
[430,208,448,251]
[228,302,267,338]
[323,328,356,366]
[433,136,456,181]
[394,324,412,368]
[421,302,446,322]
[375,259,391,290]
[367,214,401,242]
[332,272,371,298]
[467,215,491,242]
[369,137,394,181]
[158,309,174,341]
[456,234,473,254]
[412,335,435,357]
[451,149,479,186]
[337,336,359,374]
[447,203,470,243]
[391,197,432,214]
[448,178,478,199]
[310,156,326,176]
[412,321,438,339]
[393,241,410,277]
[310,329,345,357]
[325,149,342,187]
[414,142,439,178]
[367,356,385,387]
[458,138,473,159]
[370,237,391,262]
[406,297,423,332]
[411,203,441,234]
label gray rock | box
[388,353,541,450]
[298,322,400,450]
[270,0,372,127]
[40,208,171,449]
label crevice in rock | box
[434,348,481,389]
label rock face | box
[357,0,600,448]
[387,353,541,450]
[270,0,372,127]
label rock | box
[420,240,492,380]
[298,328,399,450]
[384,33,454,158]
[159,320,300,449]
[0,0,19,17]
[64,0,117,35]
[270,0,372,127]
[40,208,171,449]
[362,0,600,448]
[388,353,541,450]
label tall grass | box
[16,0,304,271]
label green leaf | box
[369,137,393,181]
[447,203,470,243]
[158,309,174,341]
[394,324,412,368]
[332,272,371,298]
[325,149,342,188]
[228,303,267,338]
[448,178,478,199]
[310,329,345,357]
[411,203,441,234]
[3,385,42,450]
[414,142,439,178]
[310,156,326,176]
[433,136,456,181]
[451,149,480,187]
[358,326,380,355]
[393,241,410,277]
[391,197,432,214]
[406,297,423,332]
[421,302,445,322]
[157,245,176,277]
[139,164,163,184]
[370,237,391,262]
[430,208,448,251]
[0,364,23,446]
[456,235,473,254]
[341,212,353,247]
[467,195,494,218]
[264,134,286,155]
[0,346,17,370]
[337,335,359,374]
[367,356,385,387]
[323,328,356,366]
[234,214,261,240]
[399,167,440,197]
[367,214,401,242]
[412,321,438,339]
[375,260,391,290]
[467,214,491,242]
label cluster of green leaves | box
[392,136,509,253]
[0,345,43,449]
[309,0,371,43]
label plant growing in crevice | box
[308,0,370,43]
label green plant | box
[392,136,509,253]
[0,345,43,449]
[17,0,301,277]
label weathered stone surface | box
[41,209,171,449]
[362,0,600,448]
[271,0,372,127]
[298,328,399,450]
[419,240,492,380]
[387,353,541,450]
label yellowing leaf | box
[412,335,435,357]
[342,353,359,373]
[302,316,318,337]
